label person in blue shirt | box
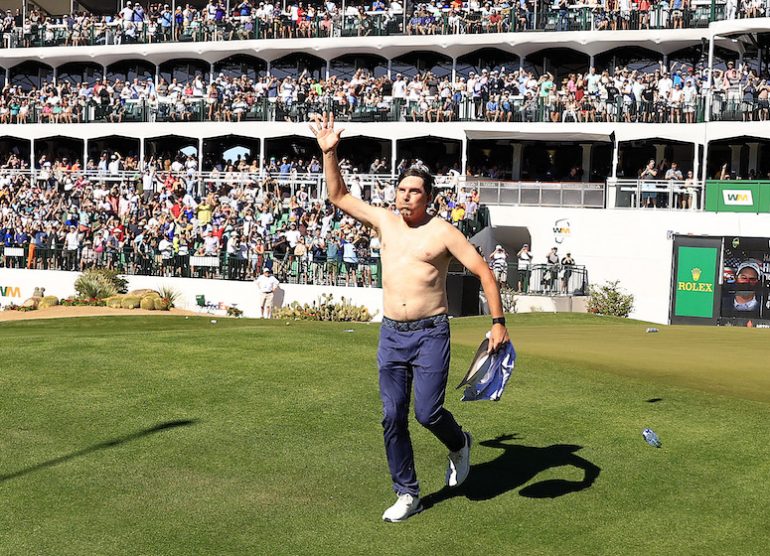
[279,157,293,175]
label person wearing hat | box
[516,243,532,292]
[255,267,280,318]
[311,112,510,522]
[489,244,508,287]
[545,246,559,293]
[722,259,763,318]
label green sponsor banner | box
[674,246,718,318]
[705,181,770,213]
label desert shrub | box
[273,294,375,322]
[140,297,156,310]
[121,296,141,309]
[227,306,244,318]
[4,303,36,312]
[500,284,518,314]
[154,297,172,311]
[157,285,180,308]
[98,269,129,294]
[74,270,117,299]
[587,280,635,318]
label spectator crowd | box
[0,153,481,286]
[1,61,768,126]
[1,0,769,50]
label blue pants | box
[378,314,465,496]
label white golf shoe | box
[382,493,423,523]
[446,432,473,488]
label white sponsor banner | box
[722,190,754,206]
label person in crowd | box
[516,243,532,292]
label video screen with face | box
[720,237,770,321]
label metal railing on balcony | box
[610,178,704,209]
[5,94,712,127]
[1,3,765,51]
[474,180,606,208]
[1,245,385,287]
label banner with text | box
[673,246,719,319]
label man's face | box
[396,176,429,218]
[736,268,759,286]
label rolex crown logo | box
[691,267,702,281]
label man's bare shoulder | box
[376,209,400,230]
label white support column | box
[580,143,592,183]
[589,55,595,70]
[730,144,742,176]
[52,66,58,86]
[519,55,524,72]
[258,137,265,177]
[747,142,759,174]
[461,135,468,176]
[610,138,619,179]
[662,54,669,73]
[705,33,715,122]
[83,139,88,169]
[266,60,271,76]
[391,138,397,175]
[511,143,523,180]
[155,64,160,89]
[210,62,215,84]
[692,142,699,183]
[140,138,146,169]
[451,57,456,84]
[198,137,205,196]
[325,60,330,81]
[30,138,35,170]
[701,140,710,183]
[387,58,392,80]
[654,144,666,164]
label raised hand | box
[309,112,344,155]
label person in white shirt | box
[285,222,301,247]
[255,267,280,318]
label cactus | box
[121,296,141,309]
[140,297,156,310]
[39,296,60,309]
[273,295,374,322]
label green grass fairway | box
[1,314,769,555]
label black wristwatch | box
[492,317,506,326]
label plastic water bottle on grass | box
[642,428,661,448]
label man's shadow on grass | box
[422,434,600,510]
[0,419,199,484]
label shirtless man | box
[311,113,510,522]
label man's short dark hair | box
[398,166,434,198]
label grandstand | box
[0,0,769,324]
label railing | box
[1,245,385,287]
[3,95,713,126]
[474,180,606,208]
[458,262,588,295]
[2,3,767,51]
[610,178,704,209]
[708,98,770,123]
[0,168,462,200]
[524,263,588,296]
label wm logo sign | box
[722,190,754,206]
[0,286,21,298]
